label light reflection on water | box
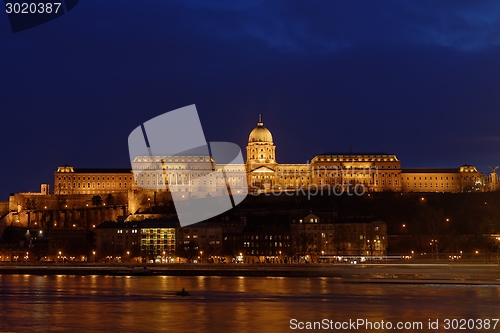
[0,275,498,332]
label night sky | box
[2,1,500,199]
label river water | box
[0,275,499,332]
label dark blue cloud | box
[1,0,500,197]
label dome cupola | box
[246,114,277,165]
[248,114,273,144]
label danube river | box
[0,275,499,332]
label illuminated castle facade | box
[54,116,491,195]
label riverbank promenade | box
[0,263,499,284]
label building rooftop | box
[289,211,336,222]
[181,221,223,228]
[140,220,180,229]
[317,152,396,156]
[96,219,179,229]
[335,217,384,224]
[72,168,131,174]
[96,221,137,229]
[401,168,459,173]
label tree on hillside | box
[408,204,449,255]
[26,198,37,210]
[105,194,115,206]
[176,240,199,263]
[92,195,103,207]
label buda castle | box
[54,116,493,196]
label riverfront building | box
[95,219,178,262]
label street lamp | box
[200,251,203,263]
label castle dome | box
[248,115,273,144]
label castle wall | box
[3,206,127,229]
[9,193,128,212]
[0,202,8,217]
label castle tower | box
[40,183,50,195]
[489,166,499,191]
[246,115,276,167]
